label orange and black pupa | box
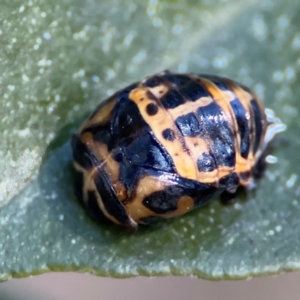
[72,71,286,230]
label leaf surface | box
[0,0,299,281]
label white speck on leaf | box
[286,174,297,188]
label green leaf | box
[0,0,299,281]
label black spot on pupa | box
[179,79,209,101]
[175,113,202,137]
[146,103,158,116]
[197,101,235,167]
[161,89,185,109]
[197,152,216,172]
[142,176,219,214]
[142,186,181,214]
[162,128,176,141]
